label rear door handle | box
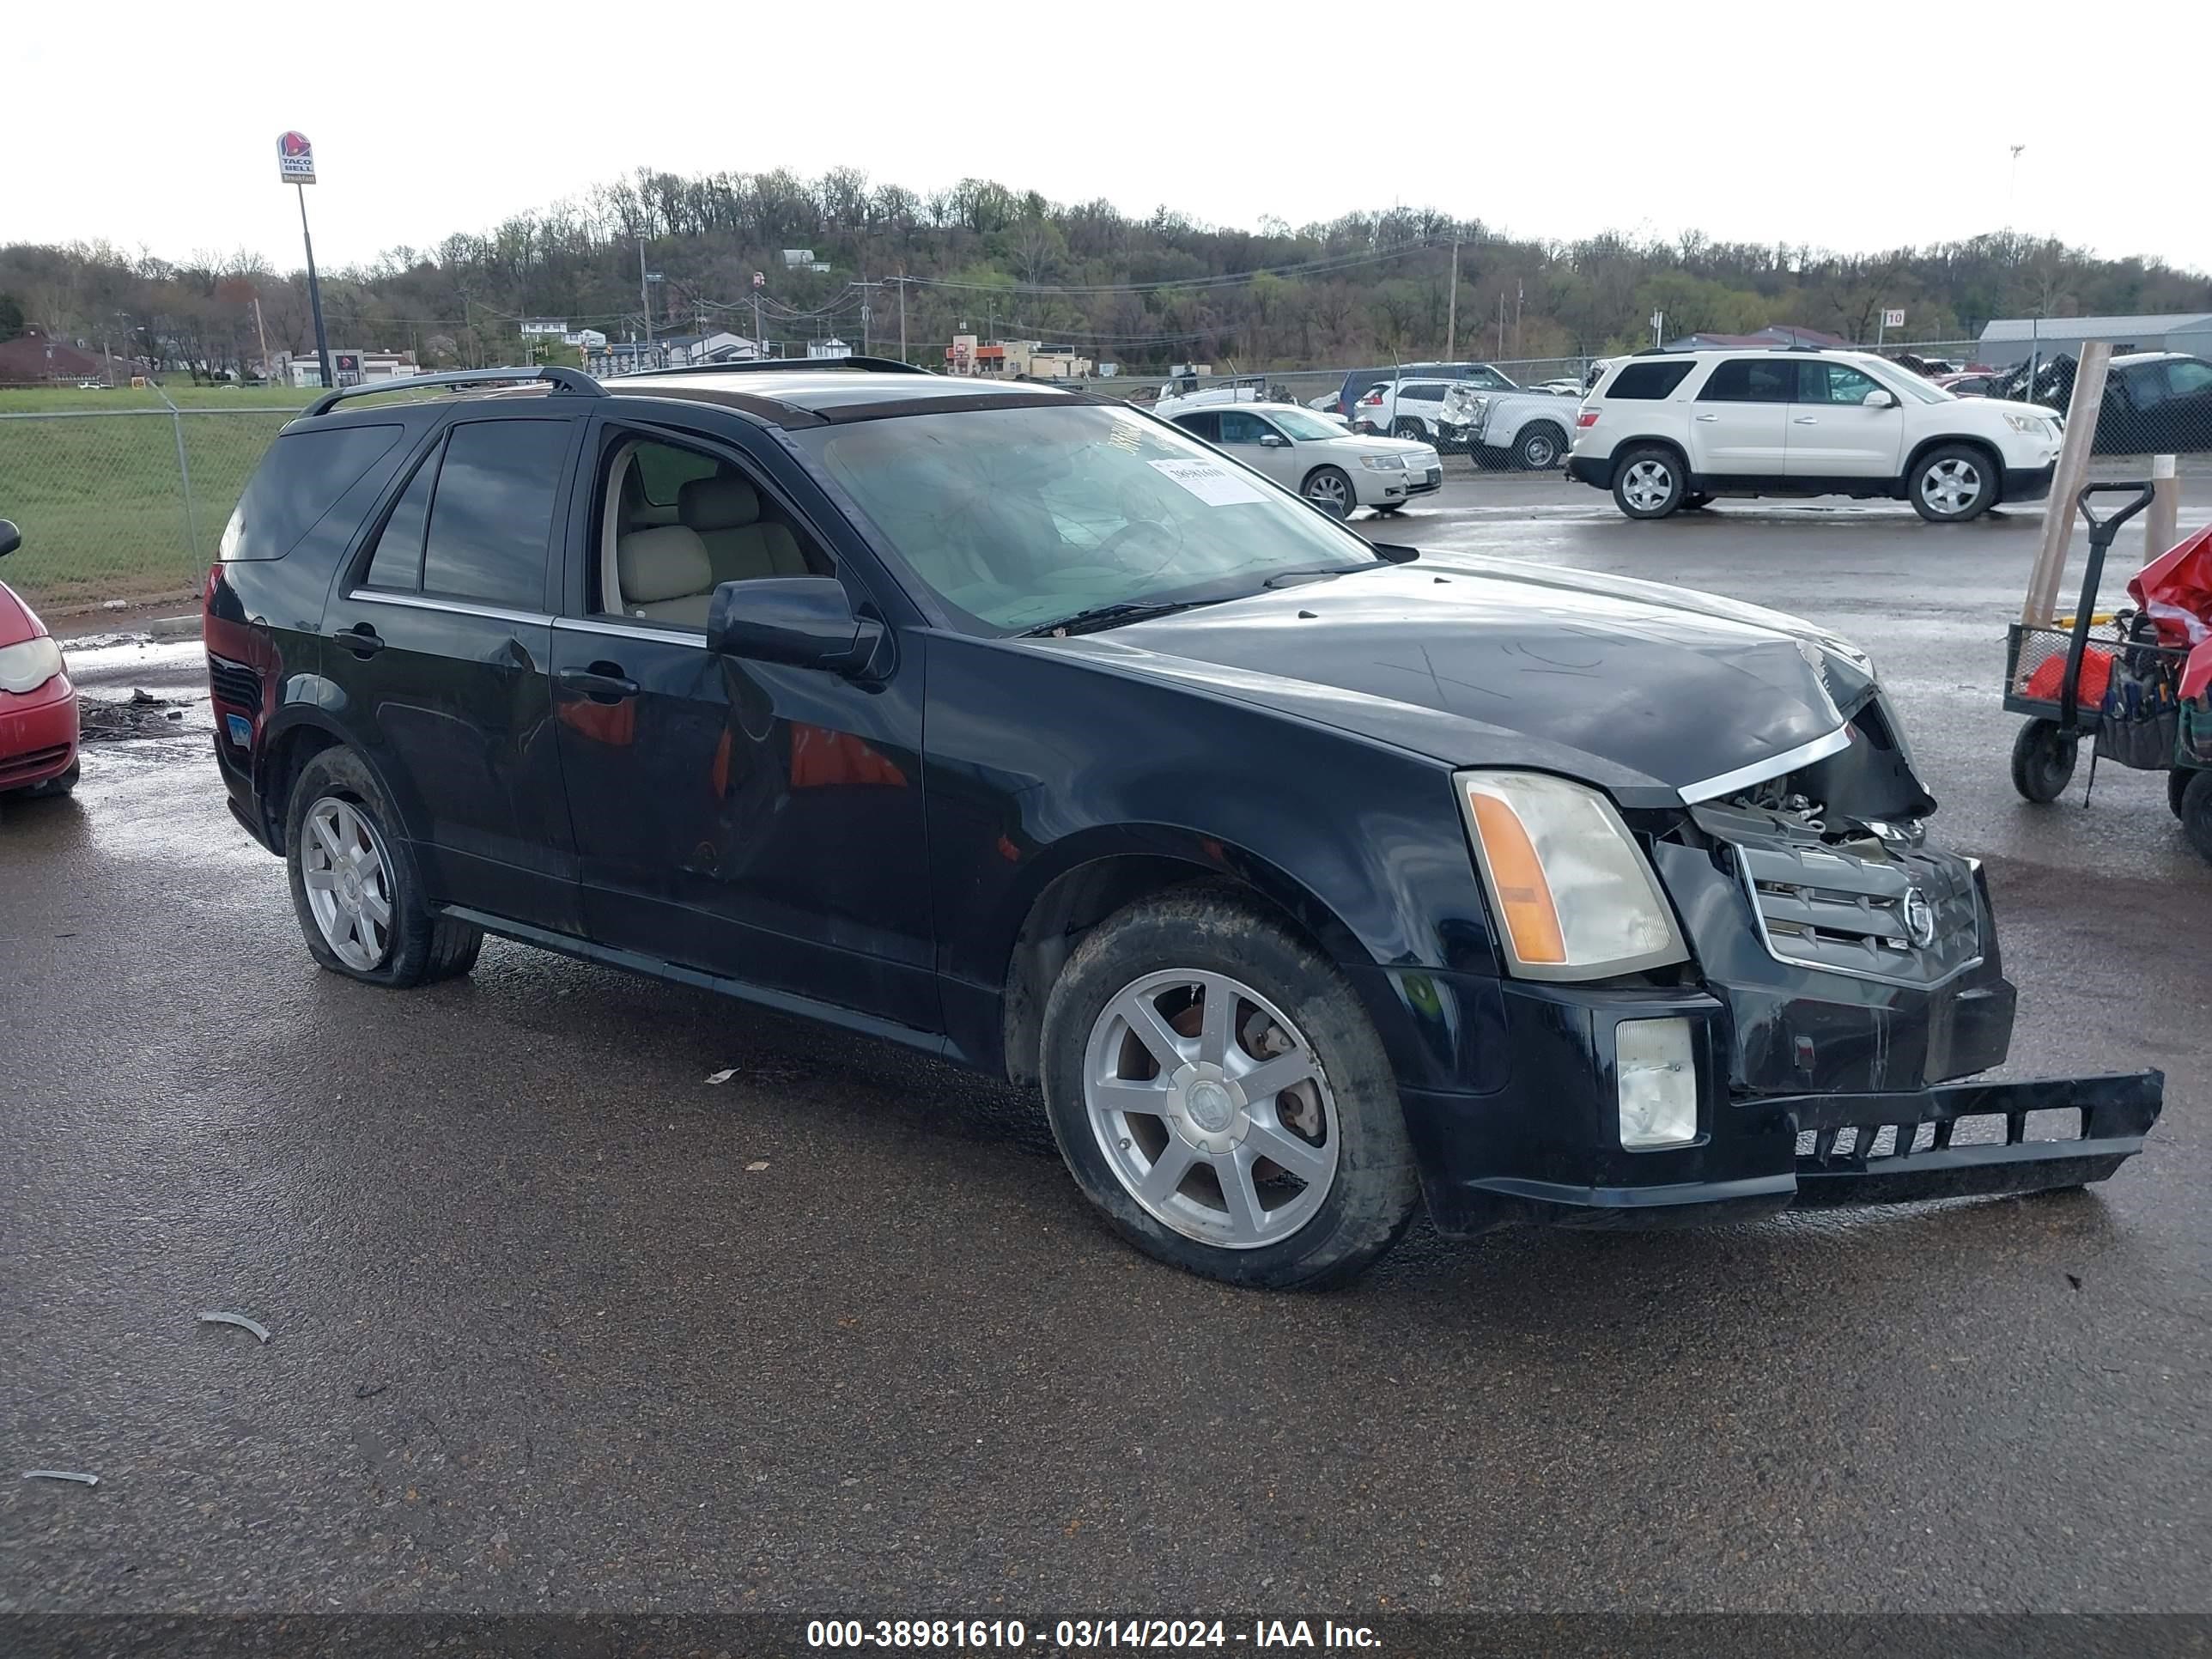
[330,623,384,657]
[1693,413,1719,422]
[1793,416,1819,425]
[556,662,640,704]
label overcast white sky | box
[13,1,2210,276]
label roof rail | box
[305,365,605,417]
[623,356,932,380]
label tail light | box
[1576,409,1601,428]
[1359,390,1383,405]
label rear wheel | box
[1911,444,1998,522]
[1611,446,1686,519]
[2183,770,2212,864]
[2010,719,2078,804]
[1302,466,1353,520]
[1039,890,1419,1289]
[1516,422,1568,471]
[1391,419,1426,443]
[285,746,482,987]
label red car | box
[0,519,80,799]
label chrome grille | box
[1736,839,1982,987]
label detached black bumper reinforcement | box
[1777,1070,2163,1206]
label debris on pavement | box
[198,1310,271,1344]
[745,1160,770,1172]
[707,1068,739,1084]
[22,1470,100,1486]
[80,689,194,743]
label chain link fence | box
[0,403,305,614]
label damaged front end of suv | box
[1409,619,2164,1237]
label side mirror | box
[706,577,884,678]
[1863,389,1899,409]
[0,520,18,558]
[1259,433,1290,447]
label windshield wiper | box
[1020,597,1227,637]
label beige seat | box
[615,524,716,627]
[679,476,810,583]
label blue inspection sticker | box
[226,714,252,747]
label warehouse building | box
[1977,312,2212,368]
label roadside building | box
[1977,312,2212,368]
[270,349,420,389]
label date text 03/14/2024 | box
[805,1620,1384,1649]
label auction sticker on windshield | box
[1148,458,1269,507]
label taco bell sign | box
[277,131,316,185]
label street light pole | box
[639,238,653,368]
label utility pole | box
[638,237,653,368]
[1444,240,1459,360]
[2008,143,2026,228]
[1514,280,1522,356]
[1497,290,1505,357]
[252,295,271,382]
[898,274,908,366]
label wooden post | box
[2021,342,2114,625]
[2147,453,2180,561]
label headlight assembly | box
[1359,454,1407,471]
[0,635,64,696]
[1456,771,1688,980]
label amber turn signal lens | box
[1467,792,1567,965]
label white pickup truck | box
[1437,383,1588,471]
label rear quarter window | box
[219,423,405,561]
[1604,362,1696,400]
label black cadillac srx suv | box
[204,361,2162,1288]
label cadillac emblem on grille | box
[1903,886,1937,948]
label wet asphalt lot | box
[3,471,2209,1619]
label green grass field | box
[0,385,309,611]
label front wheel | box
[1038,890,1419,1289]
[1611,447,1686,519]
[1911,444,1998,522]
[1302,466,1353,520]
[2010,719,2078,804]
[1516,422,1567,471]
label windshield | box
[1863,359,1953,404]
[793,404,1377,635]
[1268,408,1344,441]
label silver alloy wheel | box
[1919,457,1982,516]
[1083,969,1340,1249]
[1305,471,1350,514]
[1621,459,1674,512]
[301,795,396,971]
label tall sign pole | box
[277,131,333,388]
[1443,240,1459,360]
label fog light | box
[1617,1018,1697,1149]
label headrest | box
[679,475,762,531]
[617,525,712,605]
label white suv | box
[1567,349,2063,523]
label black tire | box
[2182,770,2212,865]
[2009,719,2078,804]
[4,758,79,799]
[1302,465,1354,520]
[1038,890,1420,1290]
[1515,422,1568,471]
[1610,445,1686,520]
[284,746,482,988]
[1910,443,2000,523]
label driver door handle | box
[1693,413,1719,422]
[556,662,640,703]
[1793,416,1820,425]
[329,623,384,657]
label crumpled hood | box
[1040,559,1855,800]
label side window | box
[1173,411,1220,441]
[1407,385,1443,403]
[2164,360,2212,398]
[1217,411,1267,445]
[1697,358,1793,403]
[593,433,830,626]
[2126,365,2170,410]
[361,443,441,591]
[421,420,571,610]
[1801,362,1882,404]
[1607,361,1696,399]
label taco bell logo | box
[277,131,316,185]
